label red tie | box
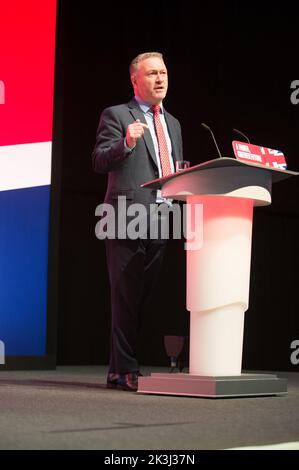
[152,105,172,177]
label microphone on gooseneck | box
[233,128,251,144]
[201,122,223,159]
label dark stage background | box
[52,1,299,371]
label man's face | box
[131,57,168,105]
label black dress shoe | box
[107,372,139,392]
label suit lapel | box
[128,99,159,168]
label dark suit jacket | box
[92,98,183,209]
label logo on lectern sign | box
[232,141,287,170]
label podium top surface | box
[141,157,299,190]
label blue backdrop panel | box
[0,185,50,355]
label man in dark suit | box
[92,52,183,391]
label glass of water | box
[176,160,190,172]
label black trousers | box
[105,236,167,374]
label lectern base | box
[137,373,287,398]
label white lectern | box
[138,158,298,397]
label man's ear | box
[131,74,137,86]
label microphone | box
[233,128,250,144]
[201,122,223,158]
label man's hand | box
[126,119,148,149]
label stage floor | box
[0,366,298,450]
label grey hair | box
[129,52,164,75]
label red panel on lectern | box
[232,141,287,170]
[0,0,57,146]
